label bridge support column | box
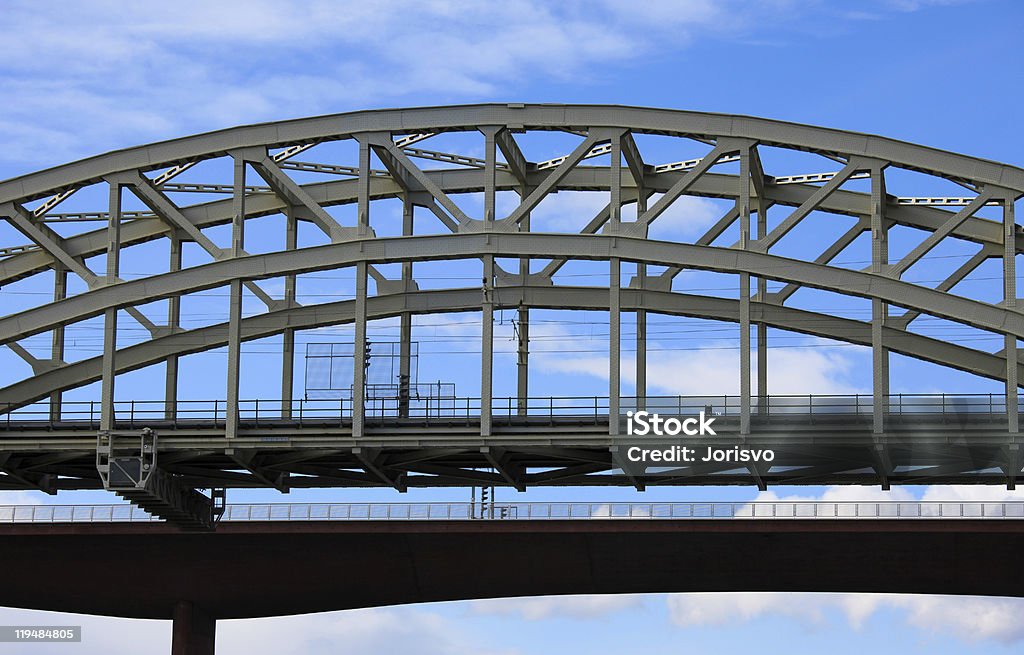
[100,180,122,432]
[100,306,118,432]
[225,156,247,440]
[351,137,373,436]
[516,299,529,416]
[353,261,368,437]
[609,132,623,435]
[738,146,752,435]
[756,316,767,410]
[755,153,768,412]
[481,255,494,437]
[739,273,751,435]
[171,601,215,655]
[49,264,66,423]
[1004,191,1019,433]
[480,128,498,436]
[281,207,297,420]
[636,266,646,412]
[516,197,531,417]
[165,235,181,421]
[399,195,414,419]
[871,165,890,436]
[225,280,242,439]
[610,257,621,436]
[636,186,648,411]
[357,138,371,227]
[869,164,892,489]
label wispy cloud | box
[0,605,525,655]
[537,339,864,395]
[674,482,1024,643]
[667,591,1024,644]
[471,594,645,620]
[219,607,521,655]
[0,490,47,505]
[0,0,969,173]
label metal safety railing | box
[0,394,1020,429]
[2,501,1024,524]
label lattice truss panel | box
[0,104,1022,493]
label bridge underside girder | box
[1,416,1022,492]
[2,518,1024,621]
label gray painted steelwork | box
[1,104,1022,506]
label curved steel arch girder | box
[1,286,1019,411]
[0,168,1014,286]
[1,234,1022,350]
[2,104,1022,205]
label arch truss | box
[1,105,1023,523]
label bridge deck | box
[1,515,1023,619]
[1,395,1021,490]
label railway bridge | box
[1,104,1023,652]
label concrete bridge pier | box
[171,601,215,655]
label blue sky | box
[2,0,1024,652]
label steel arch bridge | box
[1,104,1023,527]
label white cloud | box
[0,606,519,655]
[643,194,726,240]
[666,592,1024,644]
[682,483,1024,644]
[527,191,609,233]
[471,594,644,620]
[0,490,48,505]
[0,1,968,172]
[597,0,724,28]
[890,594,1024,644]
[754,483,1024,507]
[884,0,972,11]
[751,485,915,504]
[538,340,862,395]
[919,485,1024,503]
[507,188,728,241]
[668,592,833,628]
[0,607,167,655]
[219,607,519,655]
[0,1,634,170]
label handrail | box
[1,393,1019,427]
[2,501,1023,523]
